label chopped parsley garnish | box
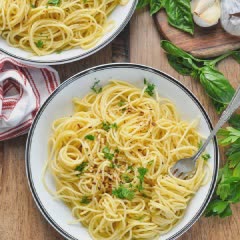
[35,40,44,48]
[85,135,95,141]
[202,153,211,161]
[110,161,116,168]
[31,3,36,8]
[111,123,118,129]
[112,186,135,200]
[127,165,134,171]
[144,78,155,96]
[48,0,60,6]
[147,160,154,166]
[102,122,117,131]
[80,196,91,204]
[137,167,148,191]
[198,140,203,149]
[114,148,119,154]
[56,50,62,54]
[122,174,132,183]
[102,147,114,160]
[75,162,88,175]
[91,80,102,94]
[118,100,125,107]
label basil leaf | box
[233,51,240,64]
[199,66,235,104]
[229,114,240,129]
[163,0,194,35]
[137,0,150,9]
[167,54,193,75]
[211,100,226,114]
[150,0,162,15]
[161,40,195,59]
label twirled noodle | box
[0,0,125,56]
[44,80,209,240]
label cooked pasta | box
[43,80,209,240]
[0,0,126,56]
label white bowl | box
[0,1,137,65]
[26,63,219,240]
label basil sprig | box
[161,40,237,114]
[161,40,240,218]
[137,0,194,34]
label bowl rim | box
[0,1,137,65]
[25,63,219,240]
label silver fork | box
[171,86,240,179]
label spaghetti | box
[44,80,209,240]
[0,0,125,56]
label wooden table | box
[1,9,240,240]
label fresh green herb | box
[198,140,203,149]
[144,78,155,96]
[56,50,62,54]
[128,165,134,171]
[111,123,118,129]
[122,174,132,183]
[118,100,125,107]
[161,40,236,114]
[75,162,88,175]
[202,154,211,161]
[233,51,240,64]
[141,192,150,198]
[110,161,116,168]
[137,0,194,35]
[31,3,36,8]
[85,135,95,141]
[115,148,119,154]
[160,40,240,218]
[35,40,44,48]
[147,160,154,166]
[150,0,162,15]
[229,114,240,129]
[83,0,88,3]
[102,121,111,131]
[137,167,148,191]
[102,122,117,131]
[112,186,135,200]
[80,196,91,204]
[136,215,145,221]
[102,147,114,160]
[218,127,240,146]
[91,80,102,94]
[48,0,60,6]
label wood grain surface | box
[154,10,240,58]
[1,8,240,240]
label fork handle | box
[194,85,240,161]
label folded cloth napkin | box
[0,54,60,141]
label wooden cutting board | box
[154,10,240,58]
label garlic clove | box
[221,0,240,36]
[192,0,221,27]
[191,0,216,15]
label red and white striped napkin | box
[0,54,60,141]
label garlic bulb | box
[221,0,240,36]
[191,0,221,27]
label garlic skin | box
[191,0,221,28]
[221,0,240,36]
